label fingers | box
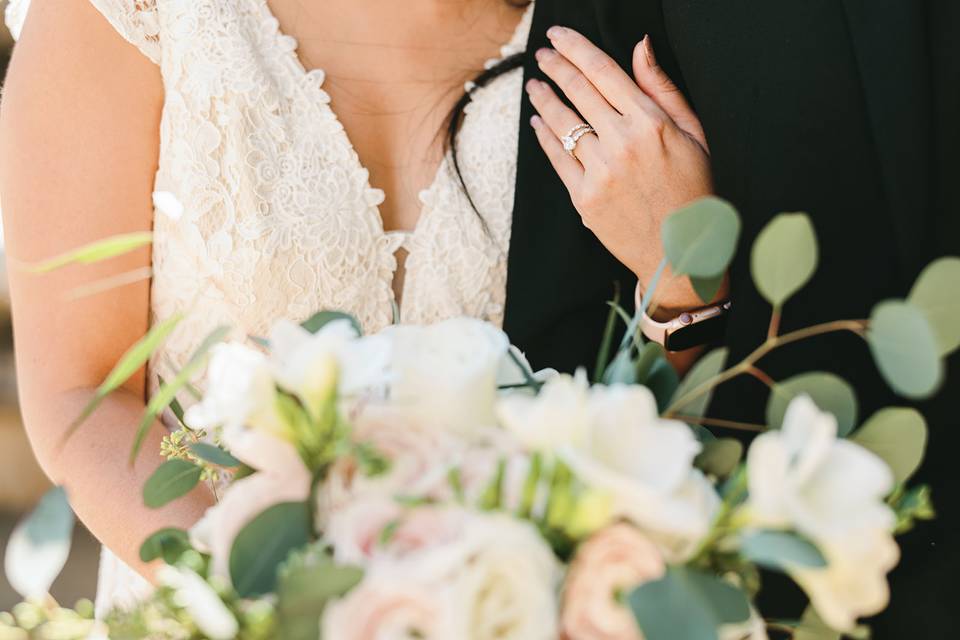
[525,78,603,166]
[530,115,583,188]
[534,47,619,134]
[632,37,708,152]
[546,26,658,118]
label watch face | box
[664,313,729,352]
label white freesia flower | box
[745,395,897,630]
[190,426,311,581]
[269,318,392,407]
[324,504,561,640]
[158,566,238,640]
[385,318,510,438]
[499,377,717,560]
[497,369,592,450]
[183,343,287,437]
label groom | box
[506,0,959,635]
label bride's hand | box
[526,28,715,310]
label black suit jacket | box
[502,1,959,636]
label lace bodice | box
[6,0,533,616]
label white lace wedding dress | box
[5,0,534,616]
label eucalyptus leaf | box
[67,313,183,440]
[629,566,752,640]
[793,605,869,640]
[740,530,826,571]
[594,291,624,381]
[300,311,362,336]
[646,357,681,413]
[662,198,741,278]
[603,349,639,385]
[908,256,960,356]
[25,231,153,273]
[694,438,743,478]
[276,544,364,640]
[4,487,75,599]
[867,301,943,399]
[691,273,726,304]
[189,443,241,468]
[668,348,729,418]
[230,502,312,598]
[143,459,202,509]
[766,372,858,436]
[139,528,191,564]
[851,407,928,484]
[750,213,818,308]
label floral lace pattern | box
[6,0,533,617]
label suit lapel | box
[841,0,932,274]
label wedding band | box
[561,124,596,159]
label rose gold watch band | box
[634,282,732,350]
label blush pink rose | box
[561,523,666,640]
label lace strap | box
[4,0,161,65]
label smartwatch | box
[635,283,731,352]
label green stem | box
[664,319,868,417]
[673,415,767,433]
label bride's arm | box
[0,0,214,581]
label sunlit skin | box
[0,0,711,582]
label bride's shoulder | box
[6,0,161,64]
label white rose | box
[502,378,718,560]
[385,318,509,438]
[324,505,561,640]
[744,395,897,630]
[184,343,287,437]
[158,566,238,640]
[190,426,311,581]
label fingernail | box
[547,26,566,40]
[643,36,657,67]
[535,48,555,62]
[525,78,541,94]
[530,115,543,128]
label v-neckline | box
[255,0,533,311]
[257,0,533,226]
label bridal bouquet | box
[3,198,954,640]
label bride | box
[0,0,718,616]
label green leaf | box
[276,543,364,640]
[691,273,725,304]
[661,197,741,278]
[230,502,312,598]
[189,443,241,468]
[25,231,153,273]
[740,530,826,571]
[908,256,960,356]
[694,438,743,478]
[766,372,859,436]
[750,213,818,308]
[603,349,639,385]
[4,486,75,599]
[793,605,869,640]
[867,301,944,399]
[594,288,624,382]
[139,528,191,564]
[67,313,183,440]
[851,407,928,484]
[143,459,202,509]
[131,325,231,462]
[629,566,752,640]
[646,356,681,414]
[300,311,362,336]
[669,348,729,418]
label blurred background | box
[0,2,100,612]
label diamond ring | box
[560,124,596,159]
